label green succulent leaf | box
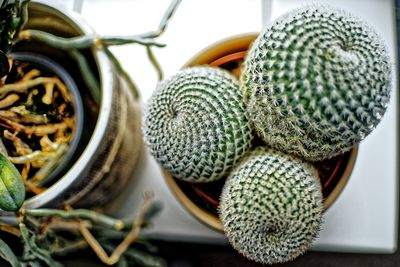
[0,152,25,212]
[0,238,21,267]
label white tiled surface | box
[54,0,398,252]
[48,0,76,11]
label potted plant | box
[162,33,359,231]
[0,0,183,211]
[4,0,147,210]
[0,0,181,265]
[144,4,391,265]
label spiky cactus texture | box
[144,66,253,183]
[242,5,391,161]
[220,147,323,264]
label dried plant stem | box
[42,82,54,104]
[0,224,21,237]
[100,37,165,47]
[19,223,63,267]
[0,93,19,108]
[9,150,59,164]
[0,118,70,136]
[18,31,165,50]
[46,219,91,232]
[13,0,182,103]
[25,182,46,195]
[0,77,58,98]
[79,192,154,265]
[50,239,88,256]
[146,46,163,81]
[54,78,72,103]
[4,130,32,155]
[20,69,40,81]
[138,0,182,39]
[21,163,30,181]
[103,46,139,98]
[29,144,68,185]
[68,50,100,103]
[0,111,49,124]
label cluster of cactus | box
[242,5,391,161]
[144,4,391,265]
[144,67,253,182]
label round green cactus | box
[220,147,323,264]
[242,5,391,161]
[144,66,253,183]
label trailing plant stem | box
[22,208,125,231]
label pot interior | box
[8,52,84,186]
[10,3,100,194]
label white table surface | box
[47,0,399,253]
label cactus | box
[242,5,391,161]
[144,66,253,182]
[219,147,323,264]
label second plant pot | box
[0,1,143,216]
[164,33,359,232]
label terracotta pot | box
[164,33,359,232]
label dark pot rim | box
[10,51,84,186]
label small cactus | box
[220,147,323,264]
[144,66,253,182]
[242,5,391,161]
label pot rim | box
[183,32,259,68]
[23,1,114,209]
[164,170,224,232]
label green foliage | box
[0,238,21,267]
[0,153,25,212]
[144,66,253,182]
[220,147,323,264]
[242,5,391,161]
[0,0,29,55]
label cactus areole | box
[242,5,391,161]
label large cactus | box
[242,5,391,161]
[219,147,323,264]
[144,66,253,182]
